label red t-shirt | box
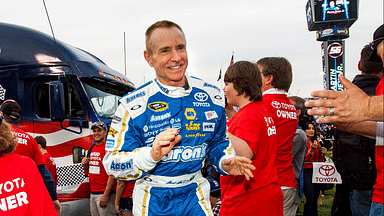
[0,154,57,216]
[121,181,135,198]
[373,85,383,204]
[42,152,58,188]
[262,92,298,188]
[88,141,110,193]
[220,102,283,215]
[10,124,45,166]
[304,140,324,169]
[375,77,383,95]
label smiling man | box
[102,20,255,216]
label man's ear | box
[144,50,153,67]
[265,74,274,86]
[296,109,302,118]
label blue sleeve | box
[37,164,58,201]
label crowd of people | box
[0,20,383,216]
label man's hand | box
[305,74,371,124]
[99,193,110,208]
[81,157,89,165]
[115,202,121,215]
[221,156,256,180]
[53,200,61,216]
[150,128,181,161]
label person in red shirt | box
[0,99,61,215]
[36,135,58,188]
[221,61,283,216]
[82,121,116,216]
[257,57,298,215]
[0,115,57,216]
[115,180,134,216]
[305,24,384,216]
[303,122,327,216]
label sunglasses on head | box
[370,37,384,51]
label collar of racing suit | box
[154,72,193,97]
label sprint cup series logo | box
[328,42,343,58]
[148,102,168,112]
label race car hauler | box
[0,22,135,215]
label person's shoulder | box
[118,80,155,118]
[6,154,36,165]
[190,76,225,107]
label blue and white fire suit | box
[103,73,235,216]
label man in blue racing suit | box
[103,20,255,216]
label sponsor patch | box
[203,122,215,132]
[131,105,142,110]
[106,140,115,149]
[110,159,134,171]
[150,112,171,122]
[186,121,200,131]
[126,92,145,103]
[204,111,218,120]
[204,83,220,92]
[160,144,207,162]
[108,128,118,137]
[184,108,196,120]
[194,92,208,102]
[148,102,168,112]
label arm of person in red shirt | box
[115,181,126,214]
[99,175,117,208]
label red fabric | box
[220,102,283,215]
[0,154,57,216]
[375,77,383,95]
[262,93,298,188]
[372,85,383,204]
[88,141,110,193]
[10,124,45,166]
[121,181,135,198]
[304,140,324,169]
[42,152,58,188]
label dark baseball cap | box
[91,121,107,131]
[368,24,384,62]
[0,99,21,120]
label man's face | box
[144,27,188,87]
[92,127,107,144]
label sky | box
[1,0,383,98]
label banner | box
[312,162,342,184]
[322,40,345,91]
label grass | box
[296,183,336,216]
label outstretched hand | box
[222,156,256,180]
[305,74,371,124]
[150,128,181,161]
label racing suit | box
[103,73,235,216]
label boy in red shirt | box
[36,135,58,188]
